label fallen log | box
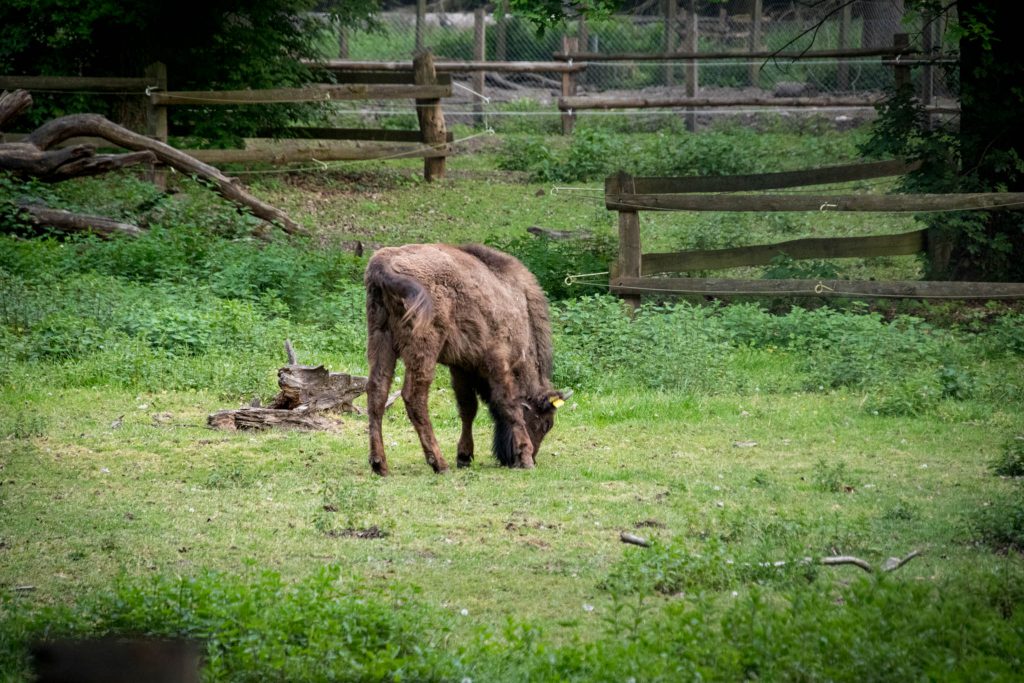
[17,203,143,238]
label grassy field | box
[2,123,1023,680]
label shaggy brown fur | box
[364,243,568,475]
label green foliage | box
[0,567,454,682]
[763,254,841,280]
[972,485,1024,552]
[602,537,775,597]
[992,436,1024,478]
[812,458,850,493]
[313,479,383,536]
[551,296,728,393]
[498,126,865,182]
[486,234,616,300]
[0,1,377,144]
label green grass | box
[2,124,1024,680]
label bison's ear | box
[541,389,572,411]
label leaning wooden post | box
[414,51,447,182]
[561,35,579,135]
[473,8,487,127]
[144,62,168,189]
[608,171,642,310]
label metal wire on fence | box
[334,1,955,132]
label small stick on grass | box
[620,531,651,548]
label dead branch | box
[0,89,33,128]
[620,531,652,547]
[17,203,143,238]
[207,407,341,432]
[26,112,303,234]
[285,338,299,365]
[1,89,303,236]
[618,532,923,573]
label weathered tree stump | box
[207,341,368,432]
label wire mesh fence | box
[332,1,955,133]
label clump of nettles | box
[991,436,1024,477]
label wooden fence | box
[1,53,453,180]
[605,161,1024,305]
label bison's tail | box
[365,257,434,335]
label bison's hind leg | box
[401,355,450,474]
[367,298,397,476]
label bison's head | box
[493,389,572,468]
[525,389,570,449]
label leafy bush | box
[812,458,850,493]
[486,234,616,301]
[992,436,1024,477]
[972,486,1024,552]
[0,567,455,682]
[552,296,728,393]
[763,254,841,280]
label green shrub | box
[972,486,1024,552]
[992,436,1024,477]
[812,458,850,493]
[552,296,728,393]
[486,234,616,301]
[0,567,455,682]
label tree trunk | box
[934,1,1024,280]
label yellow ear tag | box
[550,397,565,409]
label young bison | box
[364,243,569,475]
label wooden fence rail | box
[1,53,453,180]
[606,162,1024,305]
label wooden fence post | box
[609,171,642,310]
[144,61,168,188]
[415,0,426,53]
[748,0,762,88]
[338,26,349,59]
[496,0,509,60]
[561,35,579,135]
[473,8,487,127]
[684,0,699,132]
[414,51,447,181]
[893,33,911,91]
[837,1,852,90]
[664,0,677,86]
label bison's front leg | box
[450,368,479,468]
[402,359,450,474]
[490,375,535,469]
